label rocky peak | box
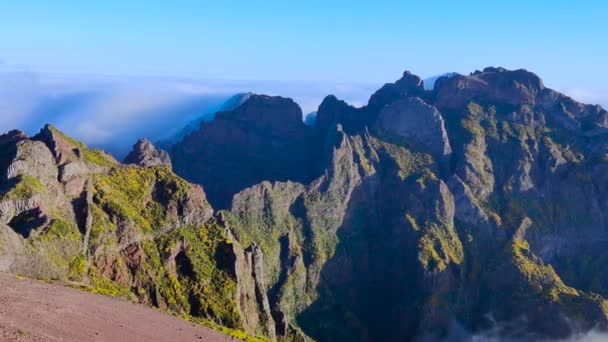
[479,67,544,92]
[367,70,425,113]
[124,138,172,168]
[316,95,370,134]
[432,67,545,109]
[397,70,425,89]
[376,97,452,159]
[217,94,306,135]
[30,125,117,186]
[33,124,81,165]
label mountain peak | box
[367,70,425,112]
[227,94,304,125]
[316,94,370,134]
[35,124,83,165]
[124,138,172,168]
[433,66,545,109]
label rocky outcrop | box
[0,196,43,225]
[33,124,116,183]
[315,95,370,134]
[6,140,58,185]
[376,97,452,159]
[432,67,544,109]
[124,139,172,168]
[0,130,28,179]
[33,124,76,165]
[367,70,425,113]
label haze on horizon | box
[0,1,606,156]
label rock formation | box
[376,96,452,159]
[124,138,172,168]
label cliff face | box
[3,67,608,341]
[171,95,320,210]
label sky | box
[0,1,606,157]
[0,1,606,89]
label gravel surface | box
[0,272,233,342]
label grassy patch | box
[0,175,44,201]
[370,136,434,180]
[511,235,578,301]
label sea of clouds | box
[0,66,605,160]
[0,67,378,158]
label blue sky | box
[0,1,606,90]
[0,1,606,157]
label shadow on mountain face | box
[170,95,322,210]
[296,167,426,341]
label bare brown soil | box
[0,272,233,342]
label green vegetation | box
[405,213,420,231]
[68,253,87,281]
[93,165,192,234]
[510,234,578,301]
[83,148,116,167]
[43,216,81,241]
[87,267,134,299]
[18,213,82,280]
[370,136,434,180]
[191,317,271,342]
[0,175,44,201]
[418,223,464,272]
[86,222,242,330]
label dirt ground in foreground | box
[0,272,234,342]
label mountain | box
[170,94,320,209]
[2,67,608,341]
[158,92,253,147]
[423,72,458,90]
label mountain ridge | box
[2,67,608,341]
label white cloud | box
[0,69,377,158]
[4,66,602,160]
[560,88,608,109]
